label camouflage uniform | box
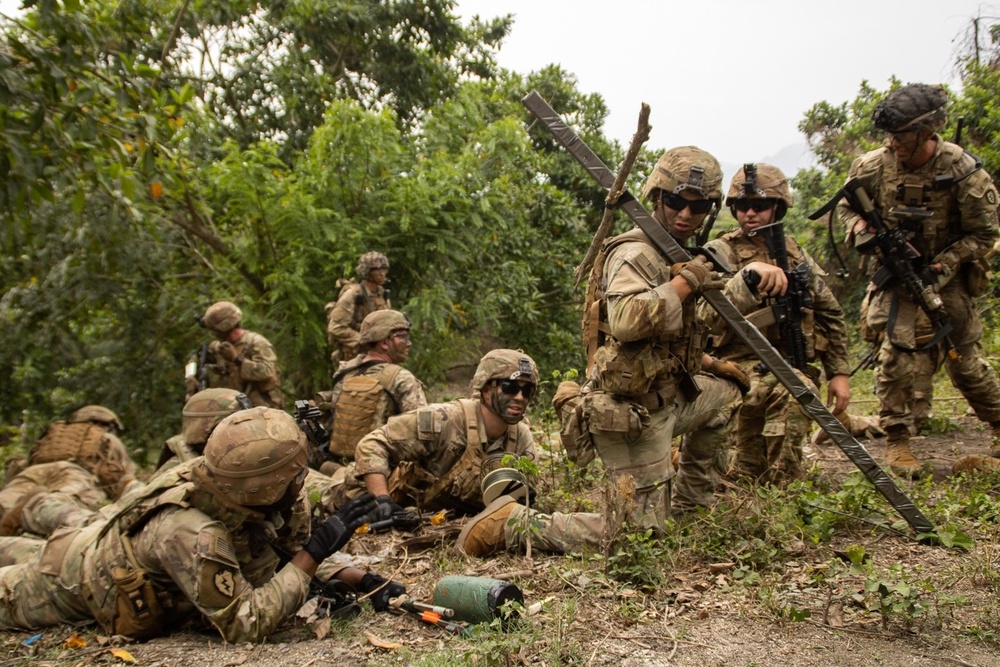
[0,462,106,537]
[581,147,740,526]
[703,232,849,481]
[190,302,283,409]
[0,406,375,642]
[326,252,392,363]
[838,85,1000,457]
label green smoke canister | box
[432,576,524,626]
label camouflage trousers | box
[876,345,942,433]
[730,366,817,483]
[0,536,43,566]
[877,340,1000,431]
[588,374,740,532]
[505,505,602,554]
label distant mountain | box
[719,142,819,183]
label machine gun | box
[810,179,960,360]
[745,221,814,374]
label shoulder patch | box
[416,406,444,439]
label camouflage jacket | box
[353,398,533,513]
[326,282,391,358]
[205,330,283,408]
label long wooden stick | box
[573,103,651,286]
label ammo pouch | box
[111,535,165,640]
[592,339,672,398]
[964,258,990,297]
[583,391,650,439]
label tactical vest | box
[386,399,521,514]
[878,141,975,260]
[336,280,391,330]
[328,362,403,459]
[30,421,106,468]
[584,228,707,402]
[711,231,821,364]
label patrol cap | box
[359,309,411,345]
[470,349,539,394]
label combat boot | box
[456,495,519,557]
[884,426,924,477]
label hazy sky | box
[456,0,995,165]
[1,0,992,166]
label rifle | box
[356,509,451,534]
[809,179,960,360]
[522,91,934,536]
[293,399,333,465]
[195,343,210,391]
[745,220,814,374]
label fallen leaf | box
[527,602,542,616]
[364,631,402,650]
[312,616,331,641]
[223,654,248,667]
[62,633,87,649]
[109,647,137,663]
[296,598,319,619]
[709,562,735,573]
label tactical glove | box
[303,493,377,563]
[675,255,726,293]
[371,495,420,531]
[706,359,751,395]
[372,494,405,521]
[358,572,407,613]
[217,341,241,363]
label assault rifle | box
[356,509,451,534]
[746,220,814,374]
[522,91,934,536]
[293,399,333,466]
[195,344,210,391]
[809,179,960,360]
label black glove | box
[359,572,407,613]
[303,493,377,563]
[372,494,404,521]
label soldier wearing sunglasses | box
[701,163,851,483]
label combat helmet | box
[202,301,242,333]
[356,252,390,280]
[872,84,948,134]
[726,163,793,221]
[182,388,252,448]
[67,405,124,432]
[642,146,724,205]
[201,407,308,507]
[359,309,410,346]
[470,349,539,394]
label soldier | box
[156,388,252,470]
[570,146,744,522]
[314,310,426,472]
[326,252,392,365]
[186,301,284,409]
[701,163,851,482]
[838,83,1000,475]
[0,407,403,642]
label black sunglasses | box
[732,199,776,213]
[497,379,536,400]
[662,192,715,215]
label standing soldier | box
[0,408,399,641]
[575,146,744,523]
[326,252,392,365]
[838,83,1000,475]
[314,310,426,472]
[701,163,851,482]
[186,301,284,408]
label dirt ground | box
[3,414,999,667]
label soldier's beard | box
[488,391,527,425]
